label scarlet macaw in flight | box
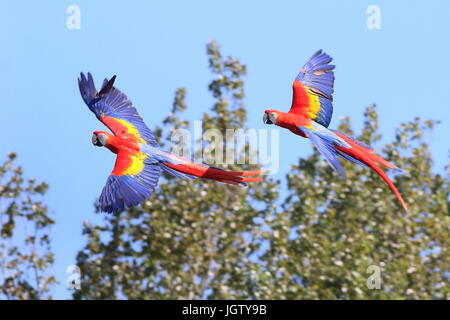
[263,50,408,211]
[79,73,261,213]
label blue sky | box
[0,0,448,299]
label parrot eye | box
[269,112,277,124]
[92,134,104,147]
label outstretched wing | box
[78,72,159,147]
[290,50,335,128]
[98,151,161,213]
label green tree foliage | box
[74,43,449,300]
[74,41,278,299]
[0,153,55,299]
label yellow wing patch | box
[305,89,321,120]
[122,152,148,176]
[115,118,147,144]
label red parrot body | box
[79,73,261,213]
[263,50,408,211]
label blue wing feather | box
[301,126,346,177]
[78,72,159,147]
[295,50,335,127]
[317,96,333,128]
[99,161,161,213]
[295,50,335,101]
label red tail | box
[334,133,408,211]
[162,154,262,186]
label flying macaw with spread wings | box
[263,50,408,211]
[79,72,261,213]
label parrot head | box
[263,110,280,125]
[92,131,109,147]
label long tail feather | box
[164,161,262,186]
[361,158,408,211]
[157,152,262,186]
[333,132,408,211]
